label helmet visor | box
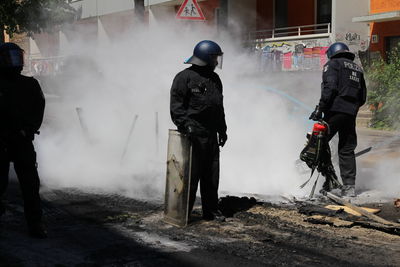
[0,49,24,68]
[211,54,223,69]
[9,49,24,67]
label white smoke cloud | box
[34,20,324,199]
[369,157,400,197]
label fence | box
[247,23,331,44]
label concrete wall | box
[147,4,176,27]
[30,32,60,58]
[30,0,141,58]
[227,0,257,37]
[71,0,135,19]
[333,0,370,51]
[145,0,182,6]
[370,0,400,14]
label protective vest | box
[319,58,367,116]
[170,65,227,136]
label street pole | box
[134,0,145,23]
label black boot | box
[28,222,47,239]
[342,185,356,197]
[213,210,226,222]
[203,210,225,222]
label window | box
[317,0,332,24]
[385,36,400,61]
[275,0,288,28]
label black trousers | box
[0,137,42,225]
[188,134,220,217]
[325,112,357,185]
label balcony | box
[247,23,331,45]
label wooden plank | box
[326,192,400,226]
[306,215,354,227]
[324,204,380,216]
[354,221,400,236]
[306,216,400,236]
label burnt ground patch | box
[1,181,400,266]
[218,195,258,217]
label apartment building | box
[353,0,400,59]
[248,0,369,71]
[27,0,373,75]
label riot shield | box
[164,129,192,227]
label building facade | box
[353,0,400,59]
[26,0,373,75]
[248,0,369,71]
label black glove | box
[309,105,323,121]
[185,125,196,141]
[218,132,227,147]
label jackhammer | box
[299,120,342,197]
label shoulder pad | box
[324,59,339,72]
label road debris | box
[298,203,342,217]
[2,183,400,266]
[395,199,400,208]
[325,192,400,226]
[218,196,258,217]
[324,204,380,217]
[305,215,354,227]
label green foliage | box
[0,0,77,37]
[365,47,400,130]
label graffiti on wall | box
[345,32,361,43]
[29,57,65,76]
[256,33,369,72]
[336,32,369,51]
[257,38,331,71]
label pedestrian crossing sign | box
[176,0,206,21]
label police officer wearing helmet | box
[309,42,367,197]
[170,40,227,221]
[0,42,46,238]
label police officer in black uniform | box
[170,40,227,221]
[0,43,46,238]
[309,42,367,197]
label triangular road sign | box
[176,0,206,21]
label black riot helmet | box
[185,40,223,69]
[0,42,25,69]
[326,42,355,61]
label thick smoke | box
[365,157,400,197]
[33,19,328,199]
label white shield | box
[163,129,192,227]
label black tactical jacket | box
[170,65,227,136]
[319,57,367,116]
[0,73,45,139]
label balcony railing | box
[247,23,331,42]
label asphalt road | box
[1,178,400,267]
[1,127,400,266]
